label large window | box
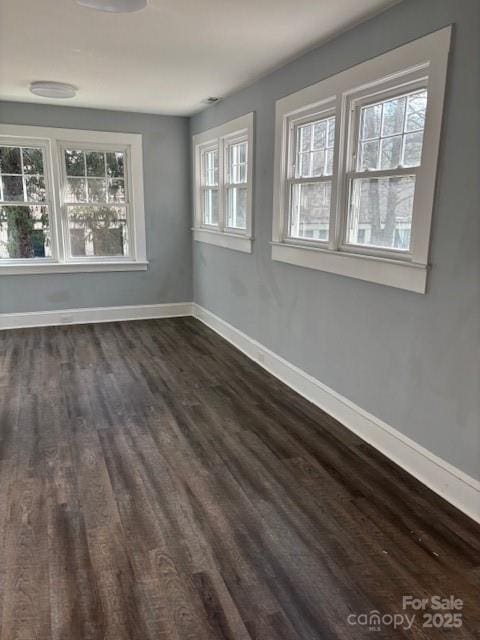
[62,146,129,258]
[272,27,451,293]
[0,125,146,275]
[193,113,254,253]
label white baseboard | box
[0,302,193,331]
[192,303,480,524]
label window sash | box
[65,202,130,260]
[200,185,219,227]
[200,146,219,188]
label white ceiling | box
[0,0,398,116]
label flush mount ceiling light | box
[30,81,77,99]
[75,0,147,12]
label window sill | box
[0,260,149,276]
[193,228,253,254]
[271,242,427,293]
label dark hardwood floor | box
[0,317,479,639]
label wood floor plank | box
[0,317,479,639]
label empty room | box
[0,0,479,638]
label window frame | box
[58,140,134,263]
[272,27,452,293]
[193,112,254,254]
[0,124,147,275]
[0,136,60,266]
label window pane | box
[0,147,22,174]
[202,188,218,225]
[299,124,312,152]
[65,177,87,203]
[202,149,218,187]
[361,104,382,140]
[359,140,379,171]
[357,89,427,171]
[87,178,107,202]
[227,141,247,184]
[2,175,24,201]
[226,187,247,229]
[107,178,126,203]
[25,175,46,202]
[0,205,50,259]
[325,148,334,175]
[106,152,124,177]
[347,176,415,251]
[380,135,402,169]
[382,97,406,136]
[86,151,106,177]
[403,131,424,167]
[296,116,335,178]
[406,92,427,132]
[313,121,327,149]
[311,151,325,176]
[65,149,85,176]
[289,182,331,241]
[22,148,44,174]
[67,205,128,257]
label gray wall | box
[0,102,192,312]
[191,0,480,479]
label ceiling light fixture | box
[30,81,77,99]
[75,0,147,12]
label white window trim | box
[0,124,147,275]
[272,27,451,293]
[192,112,254,253]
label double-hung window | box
[272,27,451,293]
[345,87,427,253]
[61,145,130,259]
[224,136,248,231]
[287,111,335,242]
[0,125,146,274]
[200,146,219,226]
[193,112,254,253]
[0,142,52,260]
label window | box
[193,113,254,253]
[272,27,451,293]
[0,125,146,275]
[200,146,219,226]
[225,138,248,230]
[62,146,129,258]
[288,113,335,242]
[346,88,427,252]
[0,143,51,260]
